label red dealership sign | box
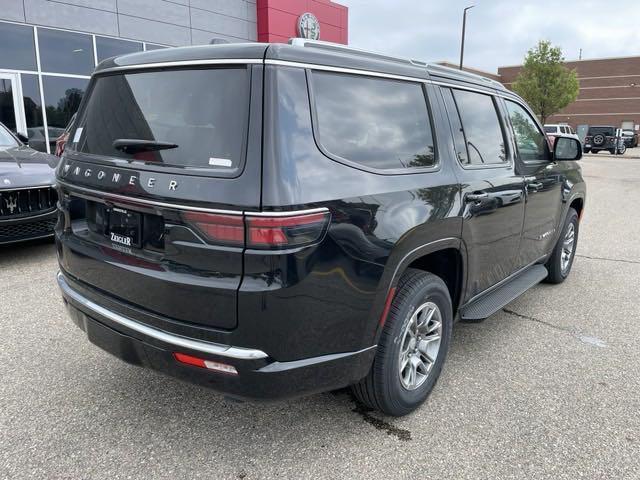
[257,0,348,44]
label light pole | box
[459,5,475,70]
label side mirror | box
[553,136,582,161]
[15,132,29,145]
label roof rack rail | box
[425,63,505,90]
[288,38,427,68]
[288,38,506,90]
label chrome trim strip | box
[248,207,329,217]
[58,181,243,215]
[57,272,269,360]
[59,181,329,218]
[96,58,262,74]
[264,59,430,83]
[258,345,377,372]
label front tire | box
[545,208,579,284]
[351,270,452,416]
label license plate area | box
[108,207,141,248]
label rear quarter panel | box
[240,66,462,360]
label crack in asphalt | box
[502,308,572,334]
[502,308,607,348]
[576,254,640,265]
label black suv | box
[584,125,625,154]
[55,40,586,416]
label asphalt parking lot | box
[1,156,639,480]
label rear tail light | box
[182,209,330,249]
[173,352,238,375]
[182,212,244,246]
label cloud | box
[340,0,640,72]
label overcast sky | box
[340,0,640,73]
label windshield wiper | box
[112,139,178,155]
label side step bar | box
[460,264,548,321]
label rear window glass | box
[589,127,614,135]
[72,67,249,172]
[311,71,436,171]
[544,126,556,133]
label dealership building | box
[0,0,348,153]
[499,56,640,131]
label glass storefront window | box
[96,36,143,63]
[21,74,48,152]
[42,76,88,139]
[0,22,37,71]
[38,28,94,76]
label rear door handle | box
[465,192,489,203]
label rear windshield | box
[543,126,556,133]
[71,67,250,172]
[589,127,614,135]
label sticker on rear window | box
[73,128,83,143]
[209,157,232,167]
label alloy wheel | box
[561,222,576,274]
[398,301,442,391]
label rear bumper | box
[57,271,376,400]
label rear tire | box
[545,208,579,284]
[583,148,591,154]
[351,269,452,416]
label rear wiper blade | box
[112,138,178,155]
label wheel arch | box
[367,238,467,347]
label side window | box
[505,100,550,162]
[451,89,507,165]
[311,71,436,171]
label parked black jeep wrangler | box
[56,39,586,416]
[584,125,625,154]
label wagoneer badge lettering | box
[62,161,179,190]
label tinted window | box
[544,126,555,133]
[42,75,88,129]
[452,89,506,165]
[21,74,47,152]
[505,100,549,162]
[312,72,435,170]
[38,28,94,75]
[75,67,249,172]
[0,123,18,147]
[96,36,143,63]
[0,78,17,131]
[0,22,37,71]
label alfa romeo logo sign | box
[297,12,320,40]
